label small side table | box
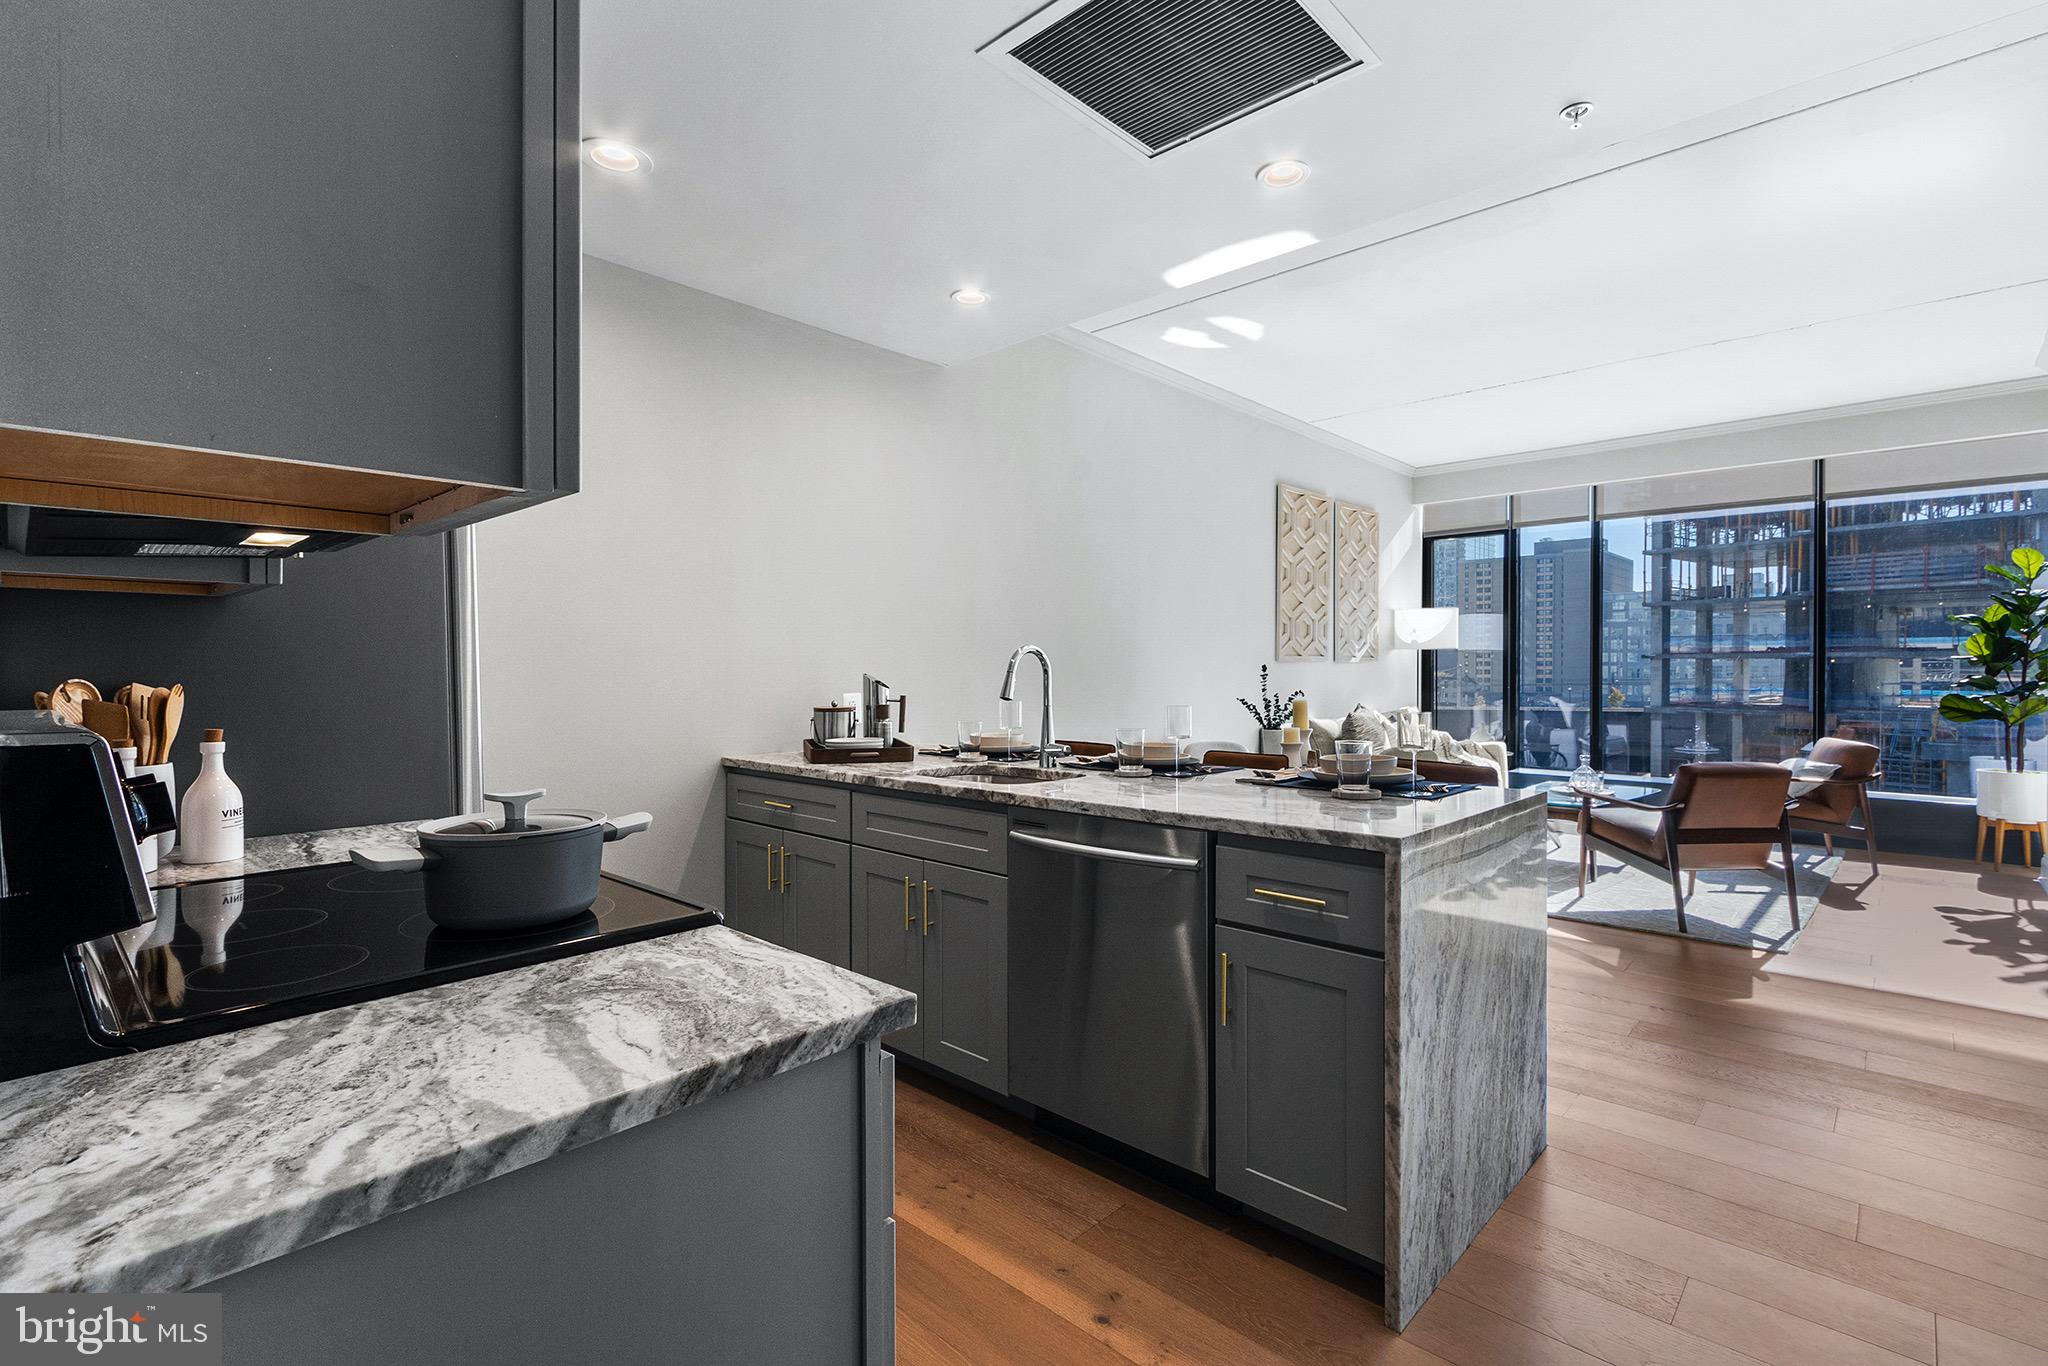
[1978,817,2046,872]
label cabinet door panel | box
[1215,925,1384,1259]
[850,846,924,1058]
[783,830,851,968]
[923,864,1007,1095]
[725,820,788,947]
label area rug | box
[1546,830,1841,952]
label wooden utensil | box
[32,691,50,711]
[159,685,185,762]
[149,687,172,765]
[82,700,132,747]
[50,680,97,725]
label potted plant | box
[1237,665,1306,754]
[1939,547,2048,830]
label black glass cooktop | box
[76,864,719,1049]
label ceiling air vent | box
[980,0,1377,159]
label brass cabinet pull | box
[1252,886,1327,909]
[766,845,775,890]
[762,799,794,810]
[778,846,792,892]
[921,881,932,935]
[1220,952,1230,1025]
[902,876,913,931]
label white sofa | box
[1308,704,1510,785]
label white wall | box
[476,259,1417,905]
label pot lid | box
[416,789,603,843]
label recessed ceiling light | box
[240,530,308,549]
[582,138,652,174]
[1558,102,1593,130]
[1161,327,1228,350]
[1162,231,1318,289]
[1208,315,1265,341]
[1255,160,1310,189]
[951,288,990,306]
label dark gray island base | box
[0,926,914,1366]
[721,752,1549,1332]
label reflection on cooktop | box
[184,943,374,993]
[86,864,716,1045]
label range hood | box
[4,506,368,558]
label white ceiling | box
[582,0,2048,468]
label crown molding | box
[1052,328,1414,478]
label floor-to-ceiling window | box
[1423,531,1508,742]
[1416,437,2047,792]
[1823,452,2048,796]
[1598,467,1816,774]
[1514,489,1595,770]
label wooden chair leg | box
[1978,817,1990,862]
[1859,791,1879,874]
[1996,820,2009,873]
[1823,832,1834,856]
[1578,836,1587,895]
[1686,871,1698,896]
[1670,866,1689,934]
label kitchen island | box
[722,751,1547,1331]
[0,825,914,1366]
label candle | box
[1282,727,1301,745]
[1290,696,1309,730]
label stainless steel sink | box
[938,764,1079,785]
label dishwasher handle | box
[1009,829,1202,869]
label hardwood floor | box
[894,858,2048,1365]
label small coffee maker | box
[1,709,177,1080]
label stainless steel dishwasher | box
[1007,811,1211,1176]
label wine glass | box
[1164,704,1194,762]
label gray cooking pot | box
[349,789,652,932]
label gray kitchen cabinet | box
[2,0,578,534]
[725,820,788,947]
[784,830,852,969]
[921,863,1008,1094]
[850,846,925,1058]
[1214,924,1385,1261]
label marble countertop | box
[150,821,422,888]
[724,753,1543,856]
[0,925,914,1293]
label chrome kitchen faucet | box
[999,645,1057,769]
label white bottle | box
[178,728,245,864]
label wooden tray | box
[803,738,916,764]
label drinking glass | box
[957,720,981,753]
[1164,704,1194,761]
[1335,739,1375,795]
[1115,728,1148,775]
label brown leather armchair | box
[1786,737,1881,874]
[1580,762,1800,933]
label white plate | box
[820,736,886,749]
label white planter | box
[1259,728,1286,755]
[1977,768,2048,825]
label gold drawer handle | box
[921,881,932,935]
[1252,887,1327,909]
[761,799,794,811]
[1220,952,1230,1025]
[766,845,775,890]
[779,846,792,892]
[903,876,913,931]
